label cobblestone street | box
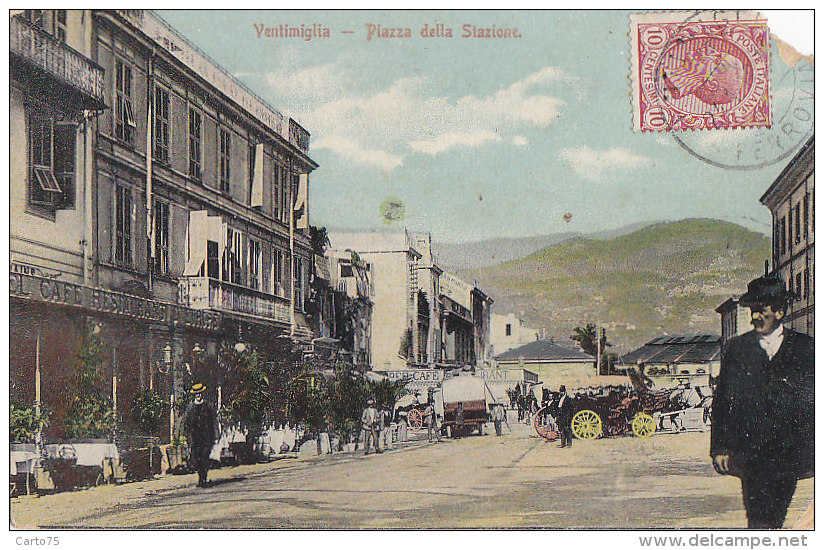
[10,423,814,529]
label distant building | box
[330,231,492,371]
[619,334,721,384]
[494,340,595,390]
[489,313,539,356]
[760,136,814,335]
[715,297,752,345]
[328,232,424,371]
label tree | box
[309,225,330,256]
[64,329,116,439]
[129,389,168,438]
[571,324,614,375]
[10,403,49,443]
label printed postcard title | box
[253,23,522,42]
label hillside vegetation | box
[464,219,769,353]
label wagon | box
[534,382,689,441]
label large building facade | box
[10,9,318,442]
[760,136,814,336]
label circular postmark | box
[637,11,813,170]
[672,57,813,170]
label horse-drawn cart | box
[534,372,711,441]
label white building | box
[489,313,538,357]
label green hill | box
[464,218,770,353]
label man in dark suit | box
[711,275,814,529]
[552,385,574,448]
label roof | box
[620,334,721,366]
[495,340,594,362]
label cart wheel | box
[534,407,558,441]
[632,413,655,438]
[571,410,602,440]
[407,408,423,430]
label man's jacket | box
[711,329,814,479]
[183,401,220,447]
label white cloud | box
[409,131,503,155]
[559,146,652,181]
[313,135,403,171]
[275,65,569,169]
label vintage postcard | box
[8,8,815,539]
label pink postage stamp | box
[630,11,770,132]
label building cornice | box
[760,136,815,209]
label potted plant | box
[128,388,168,477]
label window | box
[55,10,66,42]
[114,59,135,144]
[804,268,810,299]
[796,272,803,301]
[114,185,132,267]
[803,193,809,239]
[272,165,281,220]
[249,239,261,290]
[206,241,219,279]
[794,204,801,244]
[153,200,170,275]
[24,10,44,29]
[294,257,304,311]
[27,112,75,212]
[219,129,231,192]
[273,249,284,296]
[188,107,202,180]
[339,261,354,278]
[787,207,793,250]
[222,227,243,285]
[279,166,289,222]
[780,217,786,255]
[154,87,170,164]
[505,324,512,336]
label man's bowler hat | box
[739,275,793,307]
[190,382,207,395]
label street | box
[11,423,813,529]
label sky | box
[157,10,814,243]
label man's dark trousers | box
[191,444,211,486]
[740,471,797,529]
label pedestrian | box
[711,275,814,529]
[361,398,381,455]
[424,402,438,442]
[454,402,465,439]
[182,382,220,488]
[553,385,573,448]
[492,403,505,436]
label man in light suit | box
[711,275,814,529]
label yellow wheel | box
[632,413,655,438]
[571,410,602,440]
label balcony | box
[10,16,105,109]
[289,118,310,154]
[179,277,290,325]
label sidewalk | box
[10,428,437,529]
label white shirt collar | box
[758,324,785,360]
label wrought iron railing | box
[179,276,291,324]
[10,16,105,105]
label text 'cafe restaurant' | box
[10,269,222,442]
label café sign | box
[10,271,221,332]
[385,369,445,384]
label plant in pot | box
[10,403,49,496]
[44,329,116,491]
[129,389,168,475]
[222,346,279,463]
